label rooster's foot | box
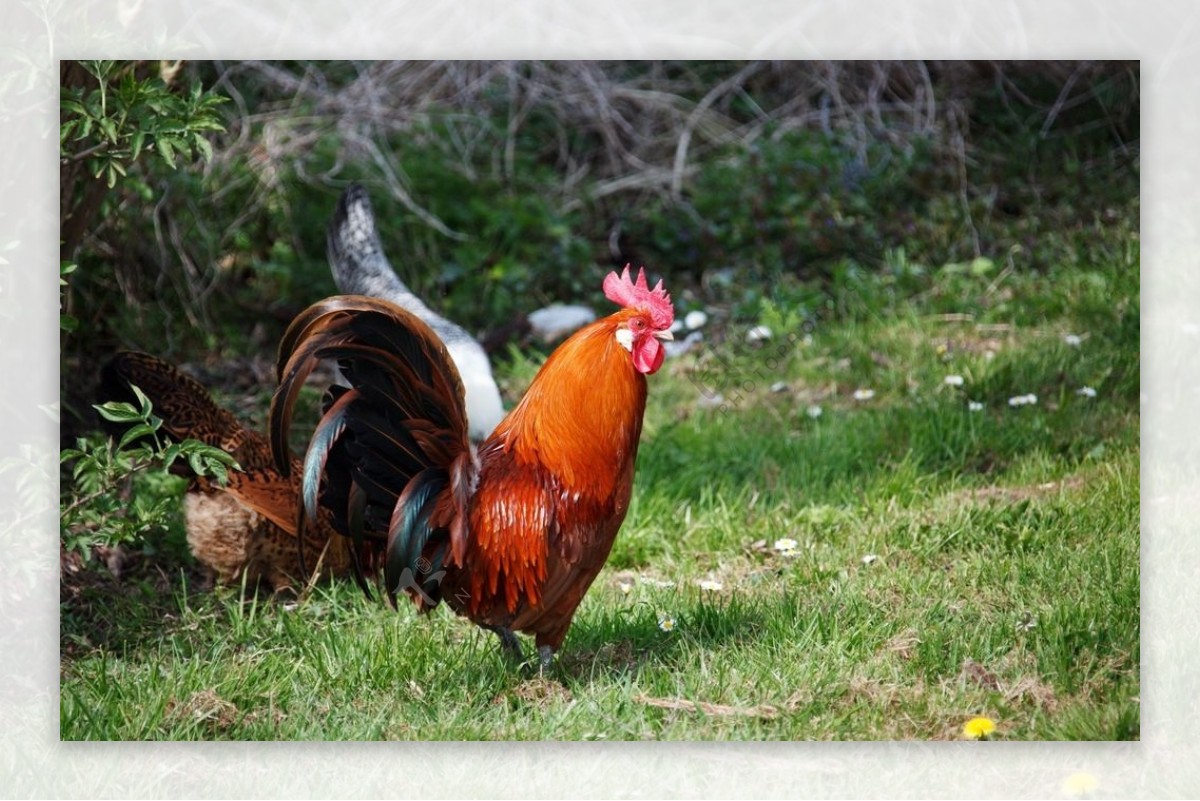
[485,625,524,666]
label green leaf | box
[60,99,88,117]
[98,116,118,144]
[194,135,213,163]
[117,423,156,450]
[156,137,176,169]
[94,400,143,424]
[207,461,229,486]
[129,129,145,160]
[60,119,78,144]
[129,385,156,421]
[162,442,182,469]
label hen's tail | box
[270,296,476,607]
[99,351,274,472]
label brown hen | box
[99,351,353,591]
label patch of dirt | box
[960,658,1001,691]
[883,629,921,661]
[496,677,573,708]
[634,693,779,720]
[164,689,238,731]
[960,475,1086,504]
[954,652,1060,712]
[241,703,287,729]
[842,674,929,712]
[1002,675,1060,712]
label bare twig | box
[670,61,762,201]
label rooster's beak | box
[654,329,675,342]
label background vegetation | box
[59,60,1139,741]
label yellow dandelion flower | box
[1062,772,1098,796]
[962,716,996,740]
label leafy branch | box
[60,60,227,189]
[60,386,238,561]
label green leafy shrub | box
[60,388,237,561]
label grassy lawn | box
[59,206,1138,741]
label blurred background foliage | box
[60,59,1138,436]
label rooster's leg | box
[484,625,524,665]
[537,645,555,674]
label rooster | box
[99,352,353,591]
[269,266,674,669]
[326,183,506,441]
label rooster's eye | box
[632,319,645,330]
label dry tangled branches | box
[206,60,1133,227]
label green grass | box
[60,207,1139,741]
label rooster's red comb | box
[603,265,674,329]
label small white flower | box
[684,310,708,330]
[853,388,875,401]
[1063,333,1083,346]
[968,401,984,412]
[657,614,676,632]
[770,381,789,394]
[984,350,996,361]
[944,374,964,387]
[618,581,633,595]
[1008,393,1038,407]
[1077,386,1097,398]
[861,554,878,565]
[806,405,823,419]
[698,579,723,592]
[746,325,773,343]
[773,538,802,558]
